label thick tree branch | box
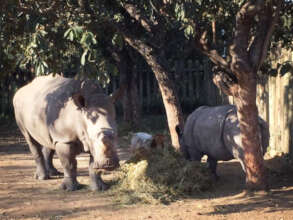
[194,31,231,73]
[230,0,264,76]
[248,1,281,72]
[122,3,153,33]
[192,20,239,96]
[212,67,239,97]
[121,2,170,50]
[212,20,216,45]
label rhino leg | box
[42,147,63,176]
[55,143,80,191]
[23,132,49,180]
[89,156,109,191]
[188,147,203,161]
[207,156,219,180]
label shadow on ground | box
[199,156,293,216]
[1,124,293,219]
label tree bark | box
[233,69,267,190]
[150,60,184,150]
[124,36,184,149]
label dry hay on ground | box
[109,147,213,205]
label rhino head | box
[72,89,122,171]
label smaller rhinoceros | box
[176,105,269,179]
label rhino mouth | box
[101,164,119,171]
[93,158,120,171]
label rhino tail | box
[175,125,182,138]
[181,145,191,160]
[175,125,191,160]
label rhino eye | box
[87,112,99,123]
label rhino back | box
[222,108,269,160]
[183,105,234,160]
[13,75,81,148]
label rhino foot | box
[90,179,109,191]
[90,182,109,191]
[48,168,63,177]
[60,178,80,191]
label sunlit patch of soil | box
[0,125,293,220]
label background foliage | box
[0,0,292,119]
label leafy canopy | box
[0,0,292,80]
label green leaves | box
[64,26,98,67]
[112,33,123,49]
[64,28,75,41]
[113,13,123,22]
[62,24,118,86]
[79,31,97,66]
[1,0,291,88]
[19,23,50,75]
[80,31,97,47]
[175,3,186,21]
[184,24,194,39]
[36,61,49,76]
[81,49,88,66]
[64,26,84,42]
[195,0,202,5]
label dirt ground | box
[0,124,293,220]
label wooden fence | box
[1,51,292,156]
[256,49,293,156]
[111,58,229,114]
[113,54,293,156]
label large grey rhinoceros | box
[176,105,269,179]
[13,74,121,191]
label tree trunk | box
[149,58,184,150]
[120,64,141,128]
[124,37,184,149]
[234,70,267,190]
[115,50,141,128]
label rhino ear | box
[110,84,126,103]
[72,93,86,109]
